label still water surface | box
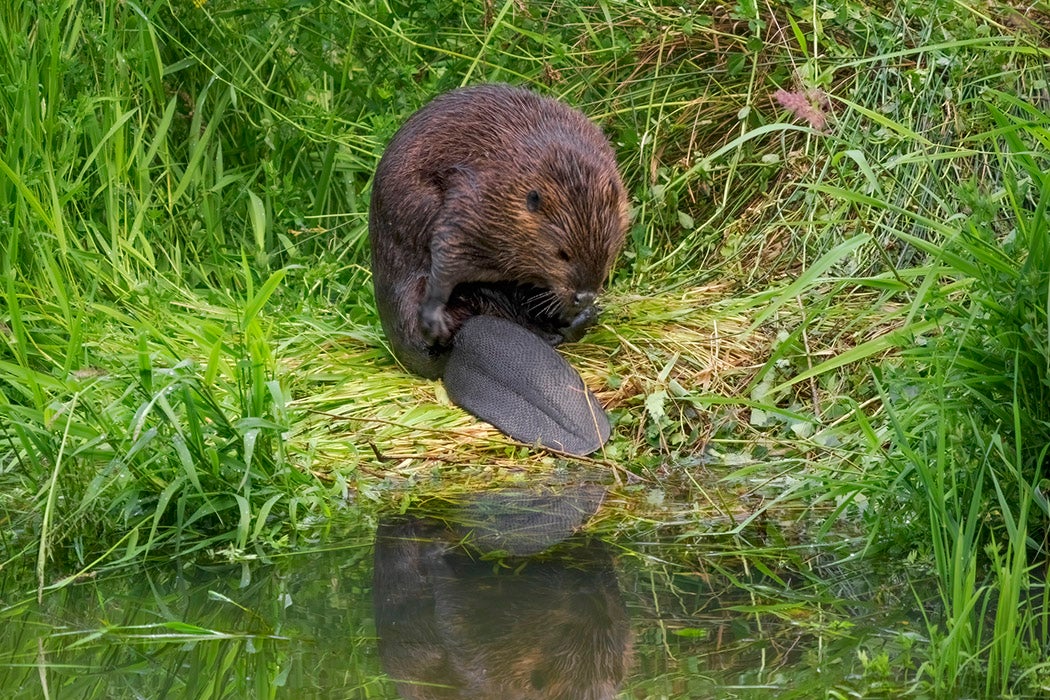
[0,489,918,698]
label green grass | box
[863,97,1050,695]
[1,0,1049,696]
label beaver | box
[369,83,629,379]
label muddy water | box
[0,491,919,699]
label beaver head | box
[472,133,629,327]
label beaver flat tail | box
[443,315,611,455]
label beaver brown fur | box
[369,83,628,379]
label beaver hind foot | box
[443,315,610,455]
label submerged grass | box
[1,0,1049,696]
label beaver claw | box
[558,304,599,343]
[420,300,453,345]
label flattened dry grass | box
[287,283,770,487]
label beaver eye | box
[557,249,571,262]
[526,190,542,212]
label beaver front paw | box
[558,304,599,343]
[420,300,453,345]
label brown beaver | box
[369,83,629,379]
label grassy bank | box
[1,0,1049,696]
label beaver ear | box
[525,189,542,212]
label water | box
[0,490,920,698]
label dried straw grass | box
[289,282,771,495]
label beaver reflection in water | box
[369,83,628,379]
[373,515,631,700]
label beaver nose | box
[572,290,596,310]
